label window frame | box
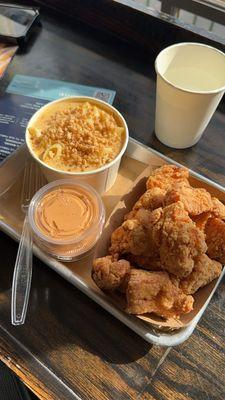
[20,0,225,54]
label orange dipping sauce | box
[28,180,105,261]
[35,186,96,240]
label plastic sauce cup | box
[28,180,105,261]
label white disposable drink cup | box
[155,43,225,149]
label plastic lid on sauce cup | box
[28,179,105,261]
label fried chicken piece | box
[112,202,207,278]
[110,208,162,258]
[126,269,194,317]
[124,206,162,224]
[146,165,189,191]
[124,209,139,220]
[180,254,222,294]
[158,202,207,278]
[130,165,190,216]
[135,208,164,256]
[92,256,131,291]
[191,199,225,229]
[212,197,225,219]
[165,185,213,216]
[132,187,165,211]
[110,219,149,256]
[126,254,162,271]
[205,218,225,264]
[131,207,163,227]
[192,212,212,231]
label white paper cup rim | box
[155,42,225,95]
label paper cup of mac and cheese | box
[25,96,129,195]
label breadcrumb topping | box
[29,102,125,172]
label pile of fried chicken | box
[92,165,225,319]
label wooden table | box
[0,8,225,400]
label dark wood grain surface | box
[0,8,225,400]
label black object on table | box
[0,360,34,400]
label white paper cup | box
[155,43,225,149]
[26,96,129,195]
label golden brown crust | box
[146,165,189,191]
[191,212,212,231]
[125,254,162,271]
[157,202,207,278]
[111,202,207,278]
[133,187,165,211]
[165,185,213,216]
[110,208,162,258]
[92,164,224,318]
[126,269,194,317]
[212,197,225,220]
[109,220,150,257]
[205,218,225,264]
[92,256,131,291]
[180,254,222,294]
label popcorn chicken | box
[92,165,223,319]
[92,256,131,291]
[212,197,225,220]
[146,164,189,191]
[205,218,225,264]
[126,269,194,317]
[158,202,207,278]
[180,254,222,294]
[165,185,213,216]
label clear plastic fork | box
[11,161,46,325]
